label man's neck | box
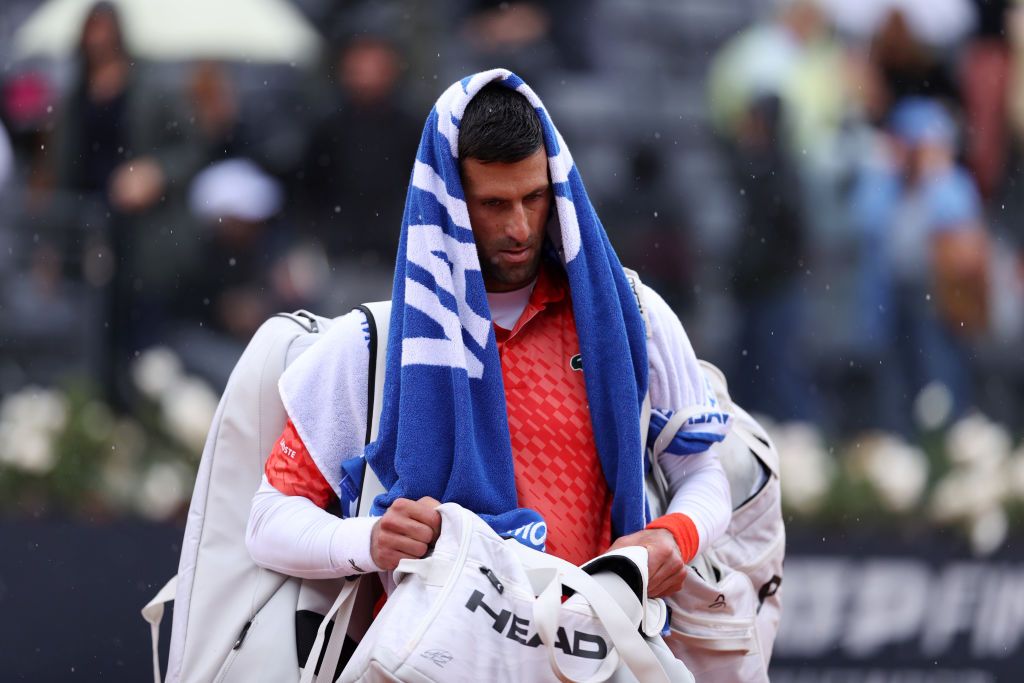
[487,279,537,330]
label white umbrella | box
[13,0,322,64]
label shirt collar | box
[495,259,568,341]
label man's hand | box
[607,528,686,598]
[370,496,442,570]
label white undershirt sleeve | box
[661,450,732,558]
[246,476,381,579]
[643,283,734,553]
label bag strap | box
[295,302,392,682]
[298,578,362,683]
[532,566,672,683]
[141,576,178,683]
[354,301,391,515]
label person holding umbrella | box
[47,1,203,405]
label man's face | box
[461,148,552,292]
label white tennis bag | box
[653,362,784,683]
[338,502,692,683]
[624,270,784,682]
[141,306,391,683]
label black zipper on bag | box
[233,620,253,650]
[480,566,504,594]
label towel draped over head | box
[361,69,651,549]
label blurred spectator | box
[961,0,1012,200]
[186,60,309,178]
[178,158,325,388]
[707,0,857,251]
[849,97,989,433]
[868,9,960,111]
[1004,1,1024,253]
[707,2,838,423]
[721,94,818,424]
[297,34,420,309]
[46,1,203,404]
[458,1,561,83]
[707,0,847,163]
[601,143,695,315]
[186,61,248,163]
[2,71,57,216]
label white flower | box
[135,462,190,521]
[0,386,68,434]
[0,421,58,474]
[929,467,1008,523]
[0,387,66,475]
[851,432,929,512]
[159,377,218,454]
[773,421,834,514]
[946,413,1012,471]
[132,347,184,401]
[969,507,1008,557]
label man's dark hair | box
[458,83,544,163]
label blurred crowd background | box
[1,0,1024,545]
[4,0,1024,679]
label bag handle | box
[141,576,178,683]
[530,567,671,683]
[299,578,362,683]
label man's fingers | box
[379,513,437,545]
[648,563,685,598]
[406,499,443,534]
[649,550,687,597]
[374,546,424,571]
[378,531,430,560]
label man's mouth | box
[498,246,532,264]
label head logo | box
[465,590,608,659]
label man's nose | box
[506,203,529,242]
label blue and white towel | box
[360,70,654,549]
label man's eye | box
[483,199,503,207]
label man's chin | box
[483,260,542,292]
